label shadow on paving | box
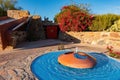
[15,39,71,50]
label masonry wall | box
[0,17,28,50]
[0,32,2,50]
[59,31,120,47]
[27,15,45,41]
[7,10,30,19]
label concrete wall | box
[59,31,120,47]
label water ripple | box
[31,51,120,80]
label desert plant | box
[107,46,120,58]
[89,14,120,31]
[107,19,120,32]
[58,43,64,50]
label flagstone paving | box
[0,39,114,80]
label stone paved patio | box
[0,39,111,80]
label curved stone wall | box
[59,31,120,47]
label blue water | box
[74,53,87,59]
[31,50,120,80]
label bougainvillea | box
[54,5,93,32]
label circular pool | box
[31,50,120,80]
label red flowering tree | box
[54,5,93,32]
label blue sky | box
[17,0,120,21]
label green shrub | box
[89,14,120,31]
[107,19,120,32]
[109,53,116,57]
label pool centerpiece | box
[58,51,96,68]
[58,47,96,68]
